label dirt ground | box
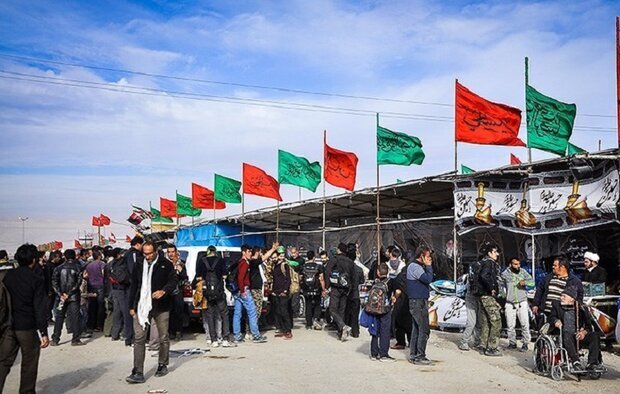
[4,321,620,393]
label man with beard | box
[501,258,534,352]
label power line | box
[1,52,615,119]
[0,71,616,132]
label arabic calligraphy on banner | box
[454,161,619,235]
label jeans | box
[53,300,81,343]
[273,295,292,332]
[409,299,430,359]
[371,311,392,358]
[479,296,501,350]
[329,288,348,331]
[233,289,260,338]
[203,298,228,341]
[304,293,322,327]
[111,288,131,340]
[505,300,531,345]
[460,294,480,346]
[133,311,170,373]
[0,330,41,394]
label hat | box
[562,286,578,300]
[583,251,599,262]
[277,246,286,254]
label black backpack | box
[302,262,321,293]
[109,258,130,286]
[365,279,391,315]
[468,260,482,297]
[202,257,225,300]
[329,264,351,290]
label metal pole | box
[19,216,28,244]
[241,192,245,244]
[322,129,327,251]
[276,200,280,243]
[453,79,458,283]
[526,56,536,279]
[376,113,381,263]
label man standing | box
[501,258,534,352]
[110,248,131,342]
[407,246,433,365]
[325,243,355,341]
[85,251,106,332]
[126,242,177,384]
[123,236,143,347]
[166,244,187,341]
[232,245,267,344]
[50,249,84,346]
[533,256,583,316]
[583,252,607,284]
[272,249,293,339]
[301,251,326,330]
[0,244,50,394]
[477,243,502,357]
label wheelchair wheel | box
[551,365,563,381]
[533,335,556,376]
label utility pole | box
[18,216,29,244]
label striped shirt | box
[545,275,568,313]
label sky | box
[0,0,618,253]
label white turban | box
[584,251,599,262]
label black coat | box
[548,300,594,334]
[533,273,584,309]
[129,253,177,314]
[477,257,500,297]
[583,266,607,284]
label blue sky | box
[0,0,618,252]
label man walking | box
[325,243,355,341]
[501,258,534,352]
[0,244,50,394]
[126,242,177,384]
[50,249,84,346]
[407,246,433,365]
[477,243,502,357]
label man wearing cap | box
[549,286,602,372]
[583,252,607,284]
[533,256,583,316]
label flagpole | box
[299,187,302,202]
[322,129,327,251]
[453,79,458,283]
[241,192,245,244]
[525,56,536,279]
[276,200,280,243]
[376,113,381,263]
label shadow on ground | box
[38,361,113,392]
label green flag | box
[526,84,576,156]
[461,165,475,174]
[567,142,586,156]
[377,125,425,166]
[176,193,201,217]
[214,174,242,203]
[149,206,173,223]
[277,150,321,192]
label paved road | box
[4,322,619,393]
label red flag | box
[324,134,358,191]
[510,153,522,165]
[126,235,132,243]
[92,216,102,226]
[160,197,178,218]
[74,240,82,249]
[455,81,525,146]
[54,241,63,250]
[242,163,282,201]
[99,214,111,225]
[192,183,226,209]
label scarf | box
[137,255,158,329]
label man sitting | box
[548,286,602,372]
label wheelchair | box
[533,322,607,381]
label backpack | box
[364,279,391,315]
[281,262,300,295]
[109,258,130,286]
[225,261,240,295]
[468,260,482,297]
[301,262,321,294]
[202,257,224,301]
[329,265,351,290]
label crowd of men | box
[0,237,612,390]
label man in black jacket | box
[50,249,85,346]
[583,252,607,284]
[110,248,131,343]
[0,244,50,394]
[476,243,502,357]
[122,236,143,346]
[533,256,583,316]
[325,243,356,341]
[126,242,177,384]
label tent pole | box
[322,129,327,251]
[376,113,381,263]
[276,200,280,243]
[241,192,245,244]
[453,78,459,283]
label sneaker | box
[312,321,322,330]
[125,369,145,384]
[234,334,245,343]
[519,344,528,353]
[154,364,168,377]
[586,362,602,371]
[110,336,120,341]
[284,332,293,340]
[341,325,351,342]
[221,340,236,348]
[205,339,212,346]
[507,343,517,350]
[370,355,379,361]
[252,335,268,343]
[245,333,252,341]
[211,341,220,348]
[484,348,502,357]
[81,333,93,339]
[50,340,60,347]
[305,326,312,330]
[379,355,397,363]
[413,356,433,365]
[572,361,583,372]
[71,340,86,346]
[458,343,470,351]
